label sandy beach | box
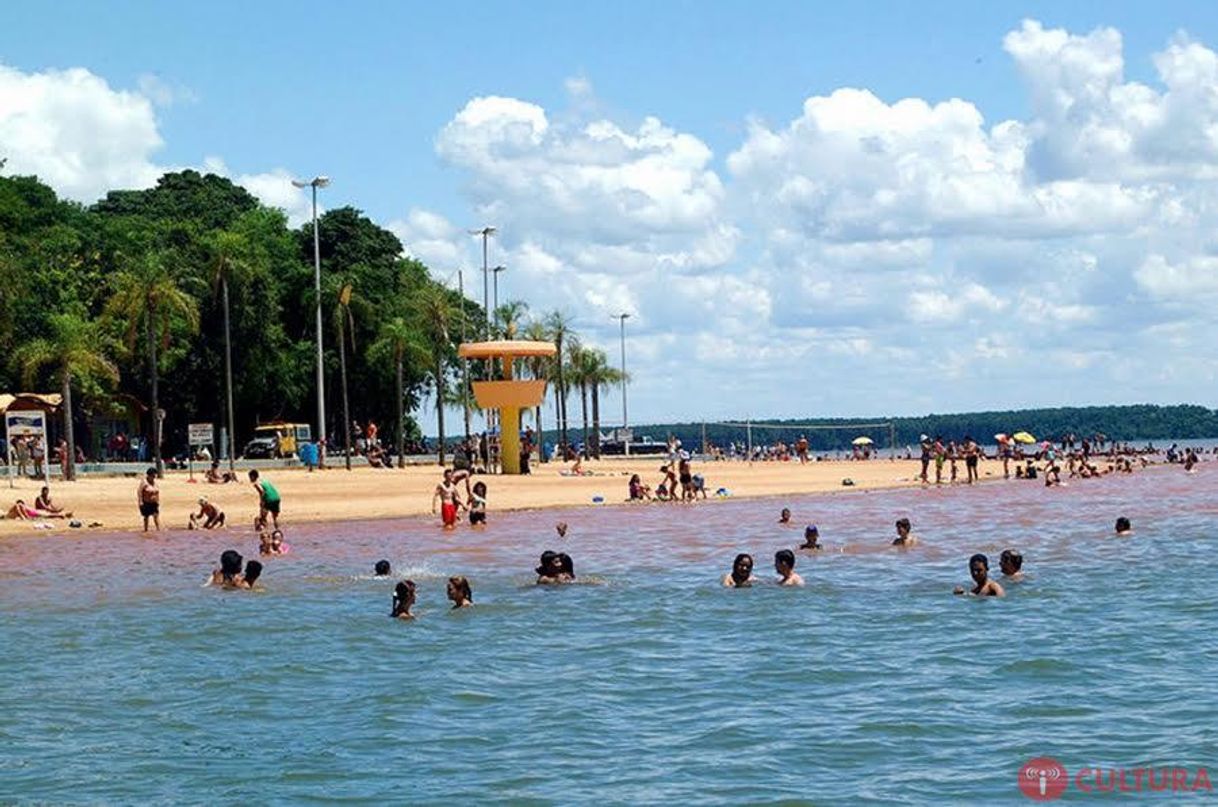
[0,457,952,536]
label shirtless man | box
[189,497,226,530]
[892,517,918,547]
[954,553,1005,597]
[432,469,463,530]
[34,486,70,517]
[137,467,161,532]
[963,435,981,484]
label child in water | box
[799,525,821,550]
[1114,516,1133,536]
[210,549,244,587]
[447,576,473,608]
[392,580,417,619]
[774,549,805,586]
[259,529,289,556]
[892,518,918,547]
[374,559,392,577]
[778,507,792,524]
[468,481,488,527]
[536,551,575,584]
[954,553,1004,597]
[722,553,756,588]
[999,549,1024,582]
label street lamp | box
[492,265,507,317]
[292,175,330,465]
[468,226,496,336]
[617,312,630,454]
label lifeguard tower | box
[457,339,556,474]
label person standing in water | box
[447,576,473,608]
[722,553,756,588]
[468,481,488,527]
[1115,516,1133,536]
[954,553,1005,597]
[774,549,805,586]
[248,469,281,530]
[999,549,1024,582]
[137,467,161,532]
[536,551,575,584]
[778,507,792,524]
[392,580,417,619]
[432,469,462,530]
[799,525,822,550]
[374,560,392,577]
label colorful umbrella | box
[1013,432,1036,444]
[852,436,874,446]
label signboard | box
[5,410,48,486]
[188,423,215,446]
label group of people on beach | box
[135,466,281,533]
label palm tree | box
[585,348,624,459]
[412,284,462,465]
[523,319,551,463]
[105,252,200,476]
[370,317,429,467]
[493,300,530,341]
[334,282,357,470]
[544,310,575,457]
[16,313,119,481]
[567,340,594,457]
[205,229,250,472]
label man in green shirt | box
[248,468,281,529]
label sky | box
[4,1,1218,425]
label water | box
[2,466,1215,804]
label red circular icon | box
[1019,757,1068,801]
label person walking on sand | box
[918,435,932,483]
[248,469,281,530]
[137,467,161,532]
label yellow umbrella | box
[1012,431,1036,444]
[852,436,874,446]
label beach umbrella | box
[1013,431,1036,444]
[852,436,874,446]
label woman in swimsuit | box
[392,580,417,619]
[722,553,756,588]
[447,576,473,608]
[468,481,488,527]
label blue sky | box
[5,2,1218,423]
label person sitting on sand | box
[238,560,263,589]
[34,487,70,517]
[999,549,1024,582]
[468,481,488,527]
[432,469,463,530]
[954,553,1005,597]
[6,499,62,520]
[774,549,805,587]
[210,549,245,587]
[892,517,918,547]
[392,580,416,619]
[722,553,756,588]
[536,550,575,584]
[248,469,281,530]
[205,460,237,484]
[447,576,473,608]
[778,507,792,524]
[374,559,392,577]
[1115,516,1133,536]
[628,474,652,501]
[799,525,821,550]
[189,497,226,530]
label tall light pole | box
[617,312,630,455]
[492,265,506,318]
[292,175,330,465]
[469,226,496,337]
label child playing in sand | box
[189,497,226,530]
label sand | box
[0,456,966,536]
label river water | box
[2,464,1215,804]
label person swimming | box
[392,580,417,619]
[774,549,804,586]
[999,549,1024,582]
[778,507,792,524]
[954,553,1004,597]
[722,553,756,588]
[239,560,263,589]
[1115,516,1133,536]
[447,576,473,608]
[536,551,575,584]
[211,549,244,587]
[374,559,392,577]
[555,522,568,539]
[799,524,821,550]
[892,517,918,547]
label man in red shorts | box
[432,469,463,530]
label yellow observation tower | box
[457,339,557,474]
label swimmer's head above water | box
[374,559,391,576]
[801,525,821,548]
[779,508,791,523]
[774,549,796,577]
[392,580,416,617]
[969,553,989,586]
[220,549,243,582]
[447,575,472,607]
[730,553,754,586]
[1115,516,1132,535]
[999,549,1023,576]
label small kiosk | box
[457,340,556,475]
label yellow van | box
[244,422,313,459]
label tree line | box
[0,170,623,477]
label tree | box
[370,317,429,467]
[205,229,252,471]
[412,284,462,464]
[16,313,118,480]
[585,348,624,459]
[567,340,594,457]
[523,319,552,463]
[332,279,364,471]
[105,251,200,476]
[544,310,576,457]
